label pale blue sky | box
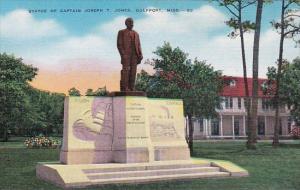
[0,0,285,35]
[0,0,299,80]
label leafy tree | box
[93,86,109,96]
[25,87,65,136]
[85,86,109,96]
[0,53,65,139]
[68,87,81,96]
[0,53,38,141]
[85,88,94,96]
[270,0,300,146]
[264,57,300,128]
[135,42,223,155]
[248,0,264,149]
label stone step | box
[37,160,248,188]
[87,166,220,180]
[83,163,210,174]
[85,172,230,186]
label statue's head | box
[125,18,134,30]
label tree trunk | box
[273,0,285,147]
[238,0,251,143]
[188,114,194,156]
[247,0,263,149]
[185,116,189,144]
[2,126,8,142]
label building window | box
[288,117,292,133]
[234,119,240,136]
[199,118,204,132]
[217,102,223,110]
[225,97,233,109]
[229,80,236,87]
[279,118,282,135]
[262,99,266,109]
[258,117,265,135]
[262,99,269,110]
[211,119,219,136]
[238,98,242,109]
[225,98,229,109]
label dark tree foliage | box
[264,57,300,126]
[135,42,223,155]
[68,87,81,96]
[0,53,37,141]
[0,53,65,141]
[24,87,65,136]
[85,86,109,96]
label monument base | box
[60,149,113,164]
[37,96,249,188]
[36,159,248,189]
[113,147,150,163]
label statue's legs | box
[120,56,131,91]
[129,54,138,91]
[120,70,125,91]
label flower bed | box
[24,136,60,148]
[291,127,300,139]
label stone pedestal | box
[60,97,114,164]
[112,96,152,163]
[60,96,190,164]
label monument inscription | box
[125,97,149,148]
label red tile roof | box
[222,76,269,98]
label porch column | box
[243,115,246,136]
[220,115,223,137]
[204,119,207,137]
[232,115,235,139]
[265,116,267,135]
[209,119,211,137]
[203,119,206,137]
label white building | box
[192,76,292,139]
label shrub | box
[24,136,60,148]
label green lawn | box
[0,139,299,190]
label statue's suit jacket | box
[117,29,143,62]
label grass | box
[0,138,299,190]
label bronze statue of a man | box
[117,18,143,91]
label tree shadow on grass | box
[278,143,300,149]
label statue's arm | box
[137,34,143,60]
[117,31,124,56]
